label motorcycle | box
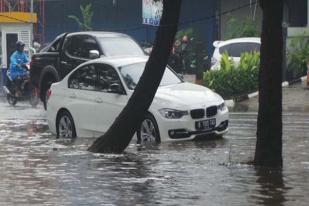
[2,65,39,107]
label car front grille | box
[206,106,218,117]
[190,109,205,119]
[191,105,219,119]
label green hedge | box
[286,36,309,80]
[203,52,260,99]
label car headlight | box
[159,108,189,119]
[218,102,227,111]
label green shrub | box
[203,52,260,99]
[286,36,309,80]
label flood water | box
[0,85,309,205]
[0,112,308,205]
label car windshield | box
[98,37,145,56]
[119,62,182,90]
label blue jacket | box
[9,51,29,80]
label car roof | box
[84,56,148,68]
[66,31,130,38]
[214,37,261,48]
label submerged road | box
[0,83,308,205]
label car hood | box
[152,82,223,109]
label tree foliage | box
[224,17,260,40]
[286,35,309,80]
[68,3,93,31]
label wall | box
[0,23,33,67]
[286,0,307,27]
[42,0,218,57]
[219,0,262,40]
[220,0,308,40]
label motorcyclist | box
[9,41,29,96]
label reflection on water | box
[252,169,287,206]
[0,112,308,206]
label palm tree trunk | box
[254,0,283,167]
[88,0,182,153]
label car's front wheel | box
[56,110,76,139]
[7,94,17,106]
[137,113,161,144]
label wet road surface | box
[0,83,308,206]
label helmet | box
[16,41,25,50]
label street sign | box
[142,0,163,26]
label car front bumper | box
[168,120,228,139]
[155,108,229,142]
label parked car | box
[30,31,146,109]
[210,37,260,70]
[46,56,229,144]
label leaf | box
[68,3,93,31]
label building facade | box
[219,0,308,39]
[42,0,219,56]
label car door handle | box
[95,98,103,103]
[69,93,77,99]
[61,61,68,65]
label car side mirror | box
[50,46,56,52]
[109,83,123,94]
[89,50,100,59]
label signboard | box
[142,0,163,26]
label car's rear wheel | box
[137,113,161,144]
[56,110,76,139]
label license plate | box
[195,118,216,130]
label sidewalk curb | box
[225,75,307,107]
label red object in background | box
[46,89,52,100]
[307,61,309,86]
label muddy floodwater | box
[0,83,308,206]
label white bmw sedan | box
[47,56,229,143]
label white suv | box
[210,37,261,70]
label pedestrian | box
[168,40,182,73]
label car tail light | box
[47,89,52,100]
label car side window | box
[48,38,62,52]
[82,36,100,58]
[68,64,97,91]
[95,64,123,93]
[219,43,260,57]
[64,35,100,59]
[219,45,231,55]
[64,36,83,58]
[242,43,260,53]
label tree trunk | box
[254,0,283,167]
[88,0,182,153]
